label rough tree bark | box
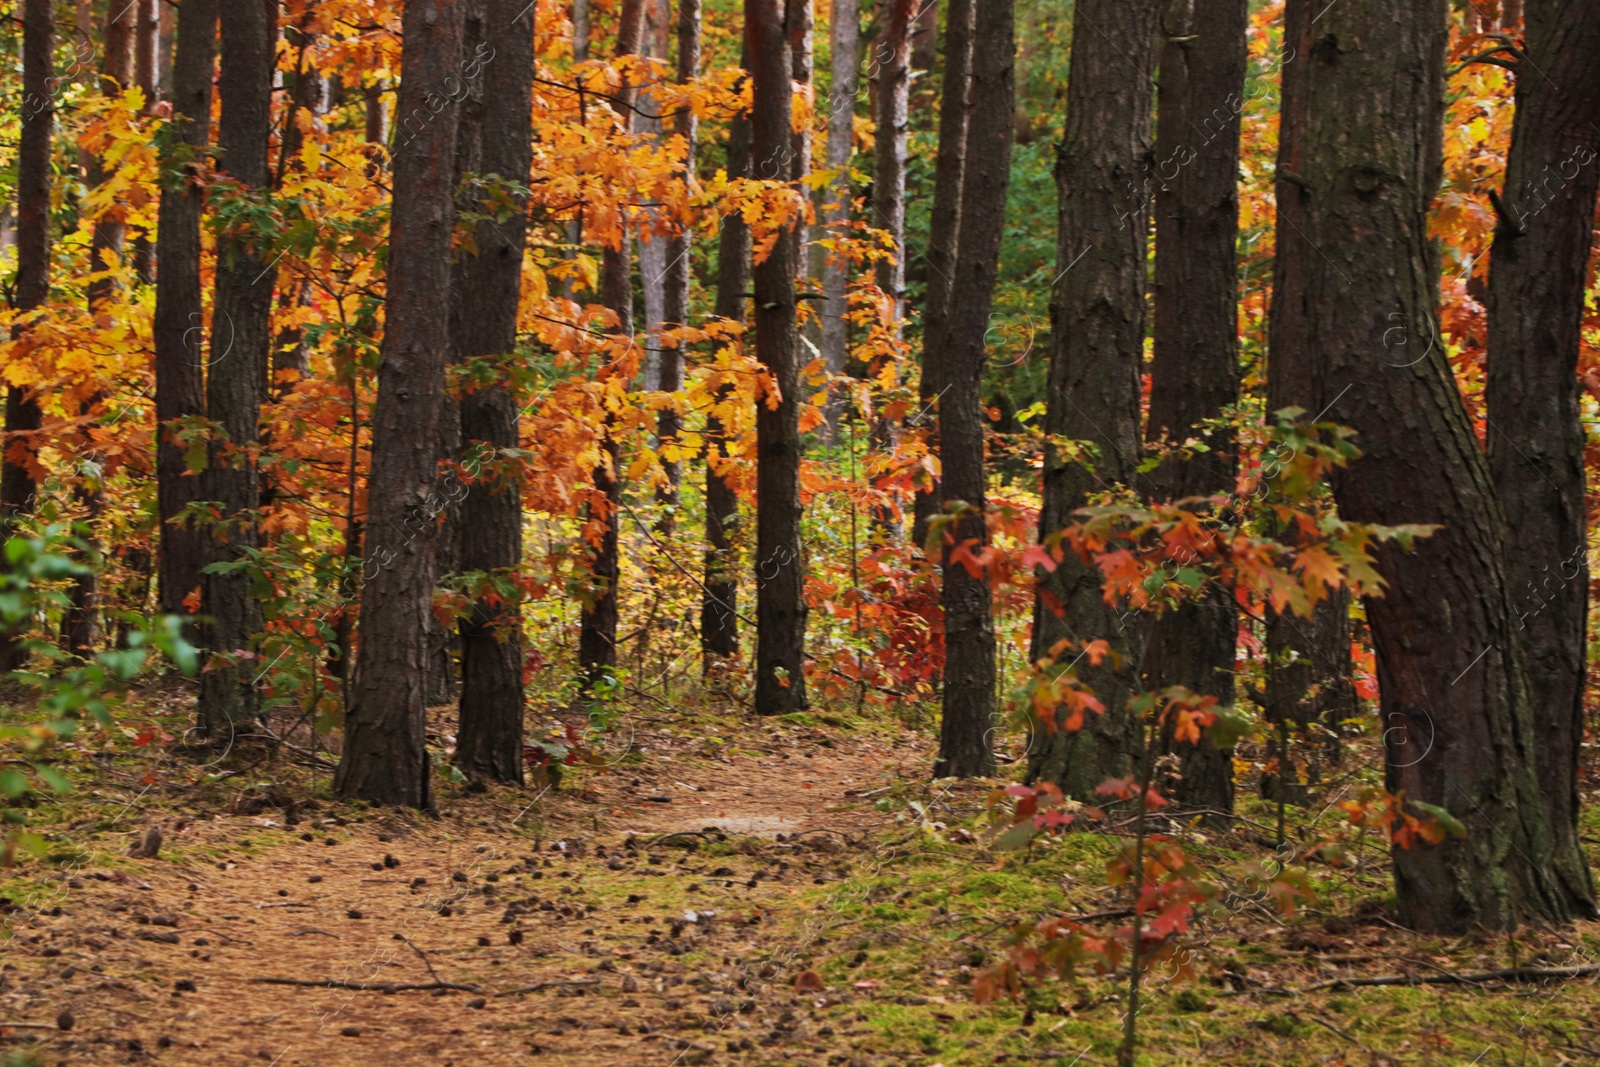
[786,0,814,271]
[702,106,752,669]
[579,0,647,688]
[153,0,218,629]
[335,0,466,808]
[1484,0,1600,917]
[932,0,1011,779]
[656,0,702,523]
[1263,0,1355,802]
[453,0,536,785]
[1144,0,1248,818]
[1026,0,1161,799]
[748,0,809,713]
[909,0,972,547]
[1,0,53,672]
[1289,0,1590,929]
[196,0,275,740]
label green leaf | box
[34,764,71,794]
[993,821,1037,851]
[0,767,28,798]
[1407,799,1467,838]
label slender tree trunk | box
[335,0,466,808]
[196,0,276,739]
[910,0,972,547]
[872,0,911,323]
[452,0,535,784]
[159,0,176,97]
[702,107,752,669]
[787,0,814,274]
[748,0,809,713]
[1484,0,1600,917]
[1262,0,1354,801]
[656,0,702,523]
[273,13,330,383]
[910,0,938,71]
[579,0,647,689]
[1289,0,1589,929]
[932,0,1011,779]
[818,0,859,432]
[62,0,139,658]
[154,0,217,628]
[1144,0,1248,819]
[1025,0,1161,799]
[1,0,53,671]
[364,81,389,171]
[636,3,668,393]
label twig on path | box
[0,1023,60,1030]
[287,929,340,939]
[397,934,444,985]
[494,977,603,996]
[253,978,481,993]
[1229,963,1600,997]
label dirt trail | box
[0,728,931,1066]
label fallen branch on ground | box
[252,978,481,993]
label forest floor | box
[2,689,1599,1067]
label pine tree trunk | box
[748,0,809,713]
[196,0,275,740]
[817,0,859,433]
[1025,0,1160,799]
[910,0,972,547]
[657,0,702,523]
[1484,0,1600,917]
[1144,0,1248,820]
[1,0,53,672]
[1290,0,1588,929]
[580,0,647,689]
[1262,0,1354,802]
[335,0,466,808]
[787,0,814,270]
[702,108,752,668]
[153,0,216,630]
[932,0,1011,779]
[454,0,536,785]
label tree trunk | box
[702,107,752,669]
[62,0,139,658]
[910,0,972,547]
[817,0,859,433]
[932,0,1011,779]
[1,0,53,672]
[1025,0,1160,799]
[1262,0,1354,803]
[1290,0,1589,929]
[579,0,647,689]
[910,0,938,71]
[748,0,809,713]
[787,0,815,274]
[334,0,466,808]
[452,0,536,785]
[131,0,159,284]
[1484,0,1600,917]
[195,0,275,740]
[1143,0,1248,819]
[154,0,217,629]
[656,0,702,523]
[871,0,911,324]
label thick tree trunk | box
[702,109,752,668]
[656,0,702,522]
[748,0,809,713]
[910,0,938,71]
[196,0,275,740]
[1144,0,1248,819]
[335,0,466,808]
[818,0,859,431]
[153,0,216,628]
[1289,0,1589,929]
[932,0,1011,779]
[1484,0,1600,916]
[1262,0,1354,802]
[1025,0,1160,799]
[1,0,53,671]
[579,0,646,689]
[871,0,911,324]
[910,0,972,547]
[453,0,536,785]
